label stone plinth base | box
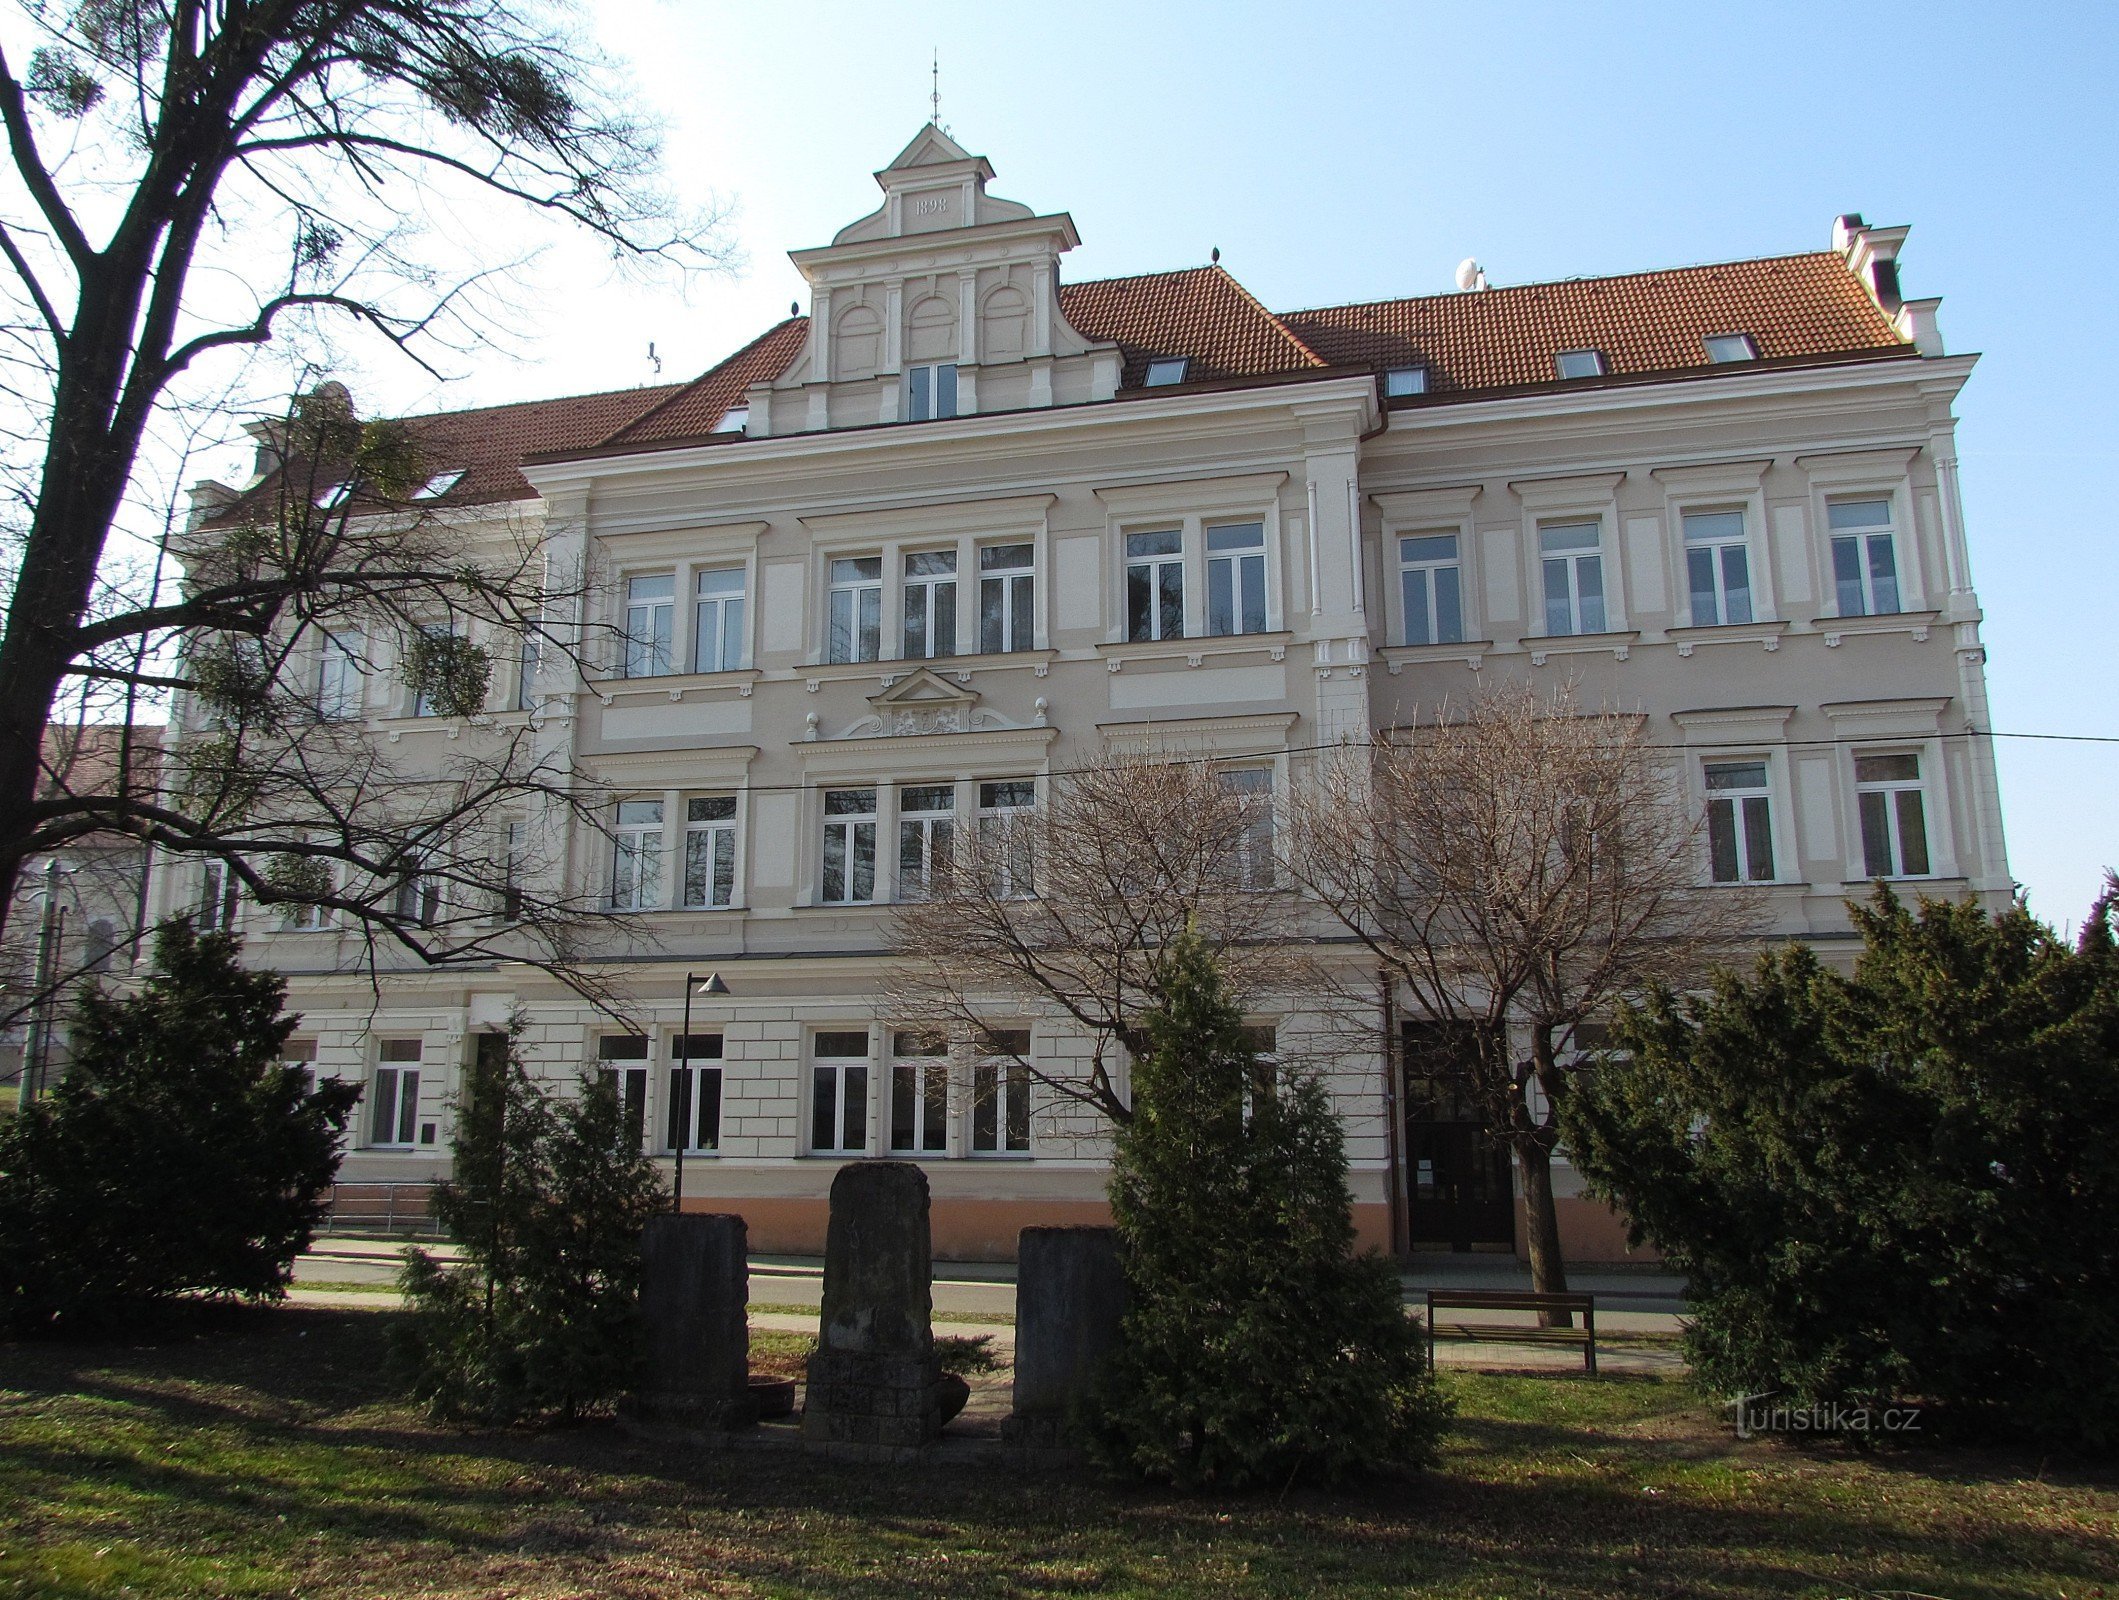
[801,1349,947,1450]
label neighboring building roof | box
[1057,265,1327,387]
[37,722,163,849]
[200,247,1915,506]
[1280,252,1908,399]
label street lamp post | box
[673,970,729,1212]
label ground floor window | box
[370,1038,422,1148]
[810,1030,871,1154]
[598,1034,649,1147]
[668,1033,723,1153]
[890,1031,949,1153]
[971,1029,1031,1154]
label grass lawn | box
[0,1306,2111,1599]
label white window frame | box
[408,622,459,718]
[392,857,442,928]
[1396,530,1466,646]
[692,566,747,674]
[1124,528,1186,642]
[969,1028,1033,1156]
[1826,497,1904,619]
[682,795,738,910]
[976,779,1037,900]
[977,542,1035,654]
[904,362,958,421]
[198,860,240,931]
[1383,365,1429,398]
[819,787,879,905]
[1682,507,1757,627]
[808,1029,874,1155]
[498,820,527,922]
[1216,766,1277,890]
[1143,356,1189,386]
[1555,348,1606,379]
[889,1029,951,1155]
[316,629,364,720]
[1536,518,1610,637]
[1704,332,1759,364]
[901,548,959,661]
[667,1032,723,1154]
[1703,758,1778,884]
[622,573,676,678]
[1205,520,1269,637]
[597,1034,650,1149]
[369,1039,422,1149]
[610,799,664,911]
[1853,749,1934,880]
[896,782,956,902]
[826,555,884,664]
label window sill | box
[1100,631,1295,671]
[1819,609,1940,647]
[1518,629,1642,665]
[1381,639,1494,673]
[594,668,763,704]
[1666,620,1789,656]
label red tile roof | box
[1279,252,1907,398]
[203,248,1913,504]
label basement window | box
[1554,349,1607,380]
[1383,365,1429,397]
[1704,333,1759,364]
[1143,356,1190,386]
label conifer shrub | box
[1089,930,1450,1487]
[0,921,358,1333]
[1563,885,2119,1452]
[393,1027,667,1424]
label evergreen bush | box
[1090,930,1450,1487]
[394,1027,666,1424]
[0,921,357,1333]
[1563,885,2119,1452]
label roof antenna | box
[930,50,942,131]
[646,340,662,375]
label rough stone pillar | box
[802,1161,948,1453]
[1005,1225,1128,1446]
[628,1212,753,1429]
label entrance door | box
[1402,1023,1515,1252]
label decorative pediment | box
[867,667,979,737]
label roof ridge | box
[1208,262,1328,369]
[1280,249,1849,321]
[379,377,688,433]
[597,316,809,447]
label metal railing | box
[321,1181,442,1238]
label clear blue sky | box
[349,0,2119,929]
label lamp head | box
[695,972,730,997]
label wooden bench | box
[1424,1289,1598,1374]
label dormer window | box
[315,480,354,510]
[1704,333,1759,364]
[1383,365,1429,398]
[713,405,749,435]
[905,363,957,422]
[1554,349,1607,380]
[411,469,464,500]
[1143,356,1190,386]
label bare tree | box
[890,748,1311,1126]
[0,1,719,947]
[1286,680,1761,1308]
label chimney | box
[1837,216,1911,316]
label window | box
[1704,333,1759,364]
[1855,753,1931,878]
[713,405,748,434]
[668,1033,722,1153]
[1206,521,1268,636]
[500,822,526,921]
[317,630,363,720]
[410,623,456,717]
[1539,520,1607,635]
[820,788,877,905]
[198,860,240,931]
[979,543,1035,654]
[693,567,746,674]
[827,557,883,663]
[611,799,663,910]
[683,796,737,909]
[1398,533,1464,645]
[598,1035,649,1149]
[977,780,1036,899]
[1218,767,1276,889]
[281,1038,317,1064]
[1683,509,1753,626]
[905,363,958,421]
[890,1030,949,1154]
[902,551,958,659]
[1555,348,1606,379]
[897,783,955,901]
[1384,365,1429,397]
[1705,761,1775,883]
[514,628,540,711]
[392,859,441,928]
[411,468,464,500]
[623,574,676,677]
[370,1039,421,1147]
[316,479,355,510]
[1828,499,1901,617]
[1143,356,1190,386]
[971,1029,1031,1154]
[1125,529,1185,642]
[810,1030,871,1154]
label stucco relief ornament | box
[891,705,964,737]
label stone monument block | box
[802,1161,949,1452]
[629,1212,753,1429]
[1006,1224,1128,1446]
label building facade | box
[158,127,2008,1260]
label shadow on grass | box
[5,1306,2117,1599]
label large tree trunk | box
[1515,1139,1572,1327]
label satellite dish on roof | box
[1455,257,1488,292]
